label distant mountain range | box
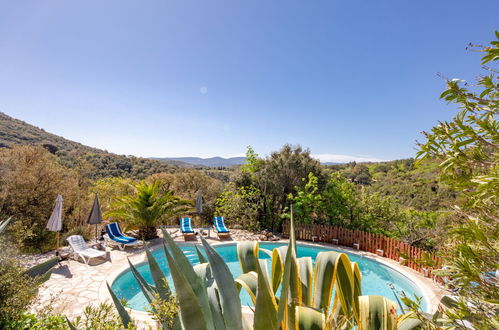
[154,157,344,167]
[0,112,347,172]
[152,156,246,167]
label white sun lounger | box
[66,235,108,265]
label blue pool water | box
[111,242,428,311]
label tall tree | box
[417,32,498,327]
[249,144,326,230]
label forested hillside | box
[327,159,457,211]
[0,112,184,179]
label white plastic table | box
[198,227,211,238]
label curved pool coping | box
[98,239,442,325]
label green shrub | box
[214,183,261,231]
[0,258,37,326]
[147,292,179,329]
[71,303,131,330]
[5,312,68,330]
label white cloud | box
[312,153,386,163]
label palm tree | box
[105,181,193,240]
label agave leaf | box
[65,316,78,330]
[276,213,297,327]
[235,271,258,305]
[195,245,208,264]
[172,315,183,330]
[145,245,171,300]
[295,306,325,330]
[258,258,272,293]
[313,251,357,321]
[194,261,226,328]
[106,282,132,328]
[358,295,398,330]
[351,261,362,322]
[164,247,210,330]
[193,263,212,284]
[271,246,288,293]
[237,241,259,273]
[333,253,357,320]
[207,282,226,330]
[23,257,58,281]
[162,230,215,329]
[298,257,313,306]
[0,216,12,234]
[254,259,278,330]
[127,258,156,303]
[313,251,338,311]
[201,236,242,330]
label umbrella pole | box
[56,232,59,257]
[95,224,98,243]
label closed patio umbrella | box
[87,193,103,242]
[46,194,63,256]
[195,190,203,214]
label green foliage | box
[285,173,446,248]
[236,144,326,230]
[321,174,361,227]
[147,293,179,329]
[214,183,261,231]
[0,217,57,327]
[91,177,135,215]
[342,162,372,184]
[147,170,224,225]
[328,158,457,212]
[287,173,324,224]
[240,145,262,178]
[105,180,193,240]
[0,258,37,326]
[0,146,86,252]
[71,303,132,330]
[4,311,68,330]
[416,32,499,328]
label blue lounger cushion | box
[106,222,138,244]
[213,216,229,233]
[180,217,195,233]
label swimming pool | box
[111,242,428,312]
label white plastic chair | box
[66,235,107,265]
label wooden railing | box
[282,221,443,282]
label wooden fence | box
[282,221,443,282]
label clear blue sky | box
[0,1,497,162]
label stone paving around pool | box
[31,229,260,322]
